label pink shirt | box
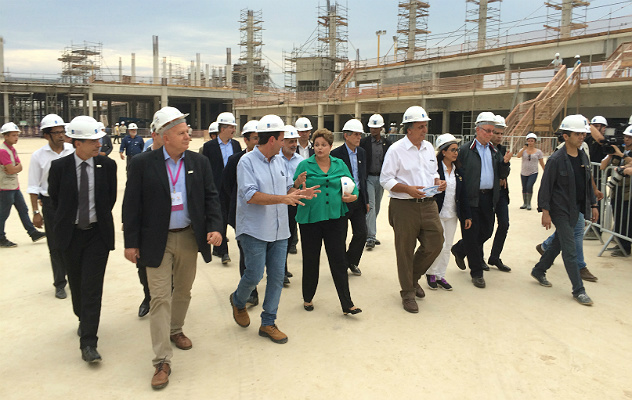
[0,142,20,190]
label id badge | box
[171,191,184,211]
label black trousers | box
[452,191,495,278]
[285,205,298,273]
[490,189,509,261]
[300,217,354,310]
[137,265,151,301]
[63,225,109,349]
[344,199,368,267]
[41,196,66,289]
[213,221,229,256]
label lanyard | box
[166,159,183,193]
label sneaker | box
[365,240,375,250]
[426,274,438,290]
[229,293,250,327]
[536,244,545,256]
[531,272,552,287]
[574,293,593,306]
[579,268,598,282]
[0,238,17,248]
[436,277,453,291]
[30,231,46,242]
[259,324,288,344]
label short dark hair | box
[312,128,333,146]
[42,127,53,136]
[258,131,281,145]
[403,122,413,134]
[71,138,85,148]
[243,131,254,140]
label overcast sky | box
[2,0,630,85]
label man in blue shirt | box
[229,114,318,344]
[119,122,144,170]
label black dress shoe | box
[288,244,297,254]
[349,265,362,276]
[451,246,466,270]
[221,253,231,264]
[81,346,102,363]
[488,258,511,272]
[304,303,314,311]
[343,307,362,315]
[247,294,259,306]
[471,277,486,288]
[77,324,82,337]
[481,262,490,271]
[212,249,221,257]
[283,275,290,286]
[55,287,67,299]
[286,271,293,278]
[138,298,150,317]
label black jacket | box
[48,154,117,250]
[330,143,369,207]
[457,139,508,208]
[122,147,223,267]
[220,149,247,229]
[435,161,472,221]
[359,135,391,175]
[100,134,113,156]
[201,138,242,195]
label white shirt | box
[380,136,439,199]
[297,142,312,159]
[73,153,97,224]
[439,161,457,219]
[27,142,74,197]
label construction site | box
[0,0,631,145]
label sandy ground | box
[0,137,631,400]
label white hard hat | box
[216,112,237,126]
[66,116,106,140]
[241,120,259,135]
[0,122,20,135]
[295,117,313,131]
[152,106,189,134]
[628,114,632,125]
[257,114,285,133]
[115,123,119,126]
[494,115,507,128]
[208,121,219,133]
[342,119,364,133]
[590,116,607,126]
[402,106,431,124]
[40,114,66,130]
[341,176,355,194]
[475,112,497,125]
[575,55,580,58]
[97,122,106,131]
[121,121,125,125]
[526,132,538,140]
[284,125,300,139]
[559,114,590,133]
[367,114,385,128]
[555,53,560,57]
[435,133,461,150]
[623,125,632,136]
[128,123,138,130]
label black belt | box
[479,189,492,194]
[368,172,381,176]
[169,225,191,233]
[76,223,97,230]
[400,197,435,203]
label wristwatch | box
[33,210,40,214]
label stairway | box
[325,62,356,100]
[603,42,632,79]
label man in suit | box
[360,114,392,250]
[331,119,369,276]
[202,111,241,264]
[97,122,113,157]
[48,116,117,363]
[122,106,223,390]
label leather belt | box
[479,189,492,194]
[169,225,191,233]
[400,197,435,203]
[76,223,97,230]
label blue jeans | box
[533,214,585,296]
[521,173,538,194]
[541,212,586,270]
[233,234,287,326]
[365,175,384,241]
[0,190,37,240]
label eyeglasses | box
[447,148,459,153]
[479,127,494,135]
[50,130,66,135]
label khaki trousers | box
[388,198,444,300]
[146,227,198,366]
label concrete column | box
[286,106,293,125]
[88,89,94,117]
[3,92,9,123]
[83,95,88,115]
[0,37,5,83]
[118,57,122,82]
[318,104,325,129]
[477,0,488,51]
[354,102,361,119]
[161,87,168,107]
[131,100,137,118]
[504,52,512,87]
[107,100,112,129]
[196,98,202,130]
[131,53,136,84]
[153,35,159,84]
[153,97,160,115]
[333,113,340,133]
[442,109,450,133]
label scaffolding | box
[465,0,502,52]
[58,42,102,84]
[544,0,590,39]
[236,9,270,95]
[397,0,430,61]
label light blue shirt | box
[475,139,494,190]
[163,147,191,229]
[345,143,360,188]
[279,149,304,181]
[219,138,234,166]
[236,147,291,242]
[143,138,154,152]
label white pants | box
[426,216,458,278]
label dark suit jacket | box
[202,138,242,195]
[100,134,113,156]
[48,154,117,250]
[331,143,368,207]
[122,147,223,267]
[220,149,246,229]
[359,135,391,175]
[435,161,472,222]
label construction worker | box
[27,114,75,298]
[119,122,144,169]
[295,117,315,159]
[119,120,127,137]
[0,122,46,248]
[550,53,563,73]
[113,123,120,144]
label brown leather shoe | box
[230,293,250,327]
[169,332,192,350]
[259,324,288,344]
[151,361,171,390]
[414,283,425,298]
[580,267,598,282]
[402,298,419,313]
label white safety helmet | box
[590,116,608,126]
[115,123,119,126]
[284,125,300,139]
[295,117,313,131]
[0,122,20,135]
[526,132,538,140]
[575,55,580,58]
[216,112,237,126]
[494,115,507,128]
[66,116,105,140]
[340,176,355,194]
[628,114,632,125]
[152,106,189,134]
[435,133,461,150]
[402,106,431,124]
[342,119,364,134]
[367,114,385,128]
[257,115,285,133]
[475,112,497,125]
[623,125,632,136]
[559,114,590,133]
[128,123,138,130]
[241,120,259,135]
[40,114,66,130]
[208,121,219,134]
[555,53,560,57]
